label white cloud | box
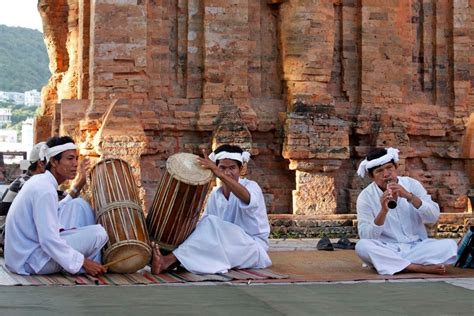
[0,0,43,32]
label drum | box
[90,159,151,273]
[146,153,213,251]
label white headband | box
[357,147,399,178]
[208,151,251,164]
[40,143,78,162]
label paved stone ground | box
[0,281,472,315]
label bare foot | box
[150,242,178,274]
[403,263,447,275]
[150,242,164,274]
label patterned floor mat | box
[0,261,287,286]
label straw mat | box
[269,250,474,282]
[0,258,287,286]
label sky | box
[0,0,43,32]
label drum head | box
[167,153,213,185]
[104,241,152,274]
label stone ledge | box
[268,238,357,251]
[269,213,474,239]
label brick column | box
[198,0,256,130]
[88,0,148,118]
[280,1,349,215]
[283,108,349,215]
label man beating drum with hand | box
[4,136,108,276]
[151,144,272,274]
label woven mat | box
[0,259,287,286]
[3,250,473,286]
[269,250,474,282]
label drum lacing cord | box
[96,201,144,219]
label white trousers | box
[355,238,458,275]
[58,198,96,229]
[29,198,108,274]
[173,215,272,274]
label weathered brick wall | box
[35,1,473,227]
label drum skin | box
[146,153,213,251]
[90,159,151,273]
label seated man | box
[0,142,46,247]
[1,142,47,217]
[4,136,108,276]
[355,147,457,275]
[1,142,95,247]
[151,144,272,274]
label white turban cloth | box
[357,147,399,178]
[208,151,251,164]
[39,142,78,162]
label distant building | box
[0,119,33,166]
[0,129,17,143]
[24,90,41,107]
[0,141,28,165]
[0,92,8,103]
[0,108,12,126]
[21,118,34,147]
[0,91,24,105]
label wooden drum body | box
[90,159,151,273]
[146,153,213,251]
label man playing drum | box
[355,147,457,275]
[151,144,272,274]
[4,136,108,276]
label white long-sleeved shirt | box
[356,176,440,243]
[202,178,270,250]
[4,171,84,275]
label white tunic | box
[356,176,457,275]
[173,178,272,274]
[4,171,107,275]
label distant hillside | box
[0,25,50,92]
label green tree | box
[0,25,50,92]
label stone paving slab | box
[444,278,474,290]
[1,281,472,315]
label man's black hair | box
[366,148,395,176]
[214,144,244,168]
[28,161,39,172]
[45,136,76,171]
[28,158,47,173]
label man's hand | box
[196,149,251,204]
[196,149,221,176]
[375,189,396,226]
[380,189,394,212]
[70,158,91,197]
[386,182,410,200]
[387,182,422,209]
[82,257,107,276]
